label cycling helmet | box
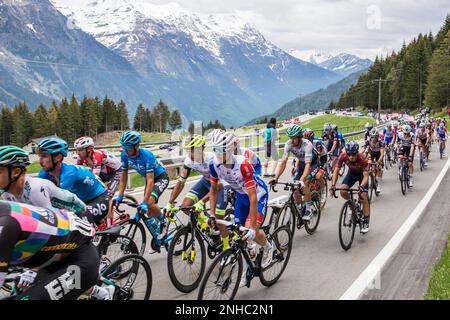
[323,123,332,131]
[74,136,94,149]
[345,141,360,155]
[369,128,378,138]
[182,135,206,149]
[418,122,426,129]
[403,124,412,134]
[208,129,225,140]
[386,122,392,128]
[287,125,304,138]
[211,131,235,153]
[120,131,141,149]
[331,124,338,131]
[365,122,374,130]
[0,146,30,168]
[392,121,399,128]
[303,128,314,141]
[440,122,445,128]
[37,137,68,157]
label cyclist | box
[0,200,98,300]
[332,124,345,153]
[330,141,371,233]
[304,129,328,187]
[271,125,317,221]
[362,128,385,193]
[0,146,86,214]
[74,136,122,200]
[233,136,263,176]
[415,122,430,166]
[396,124,416,187]
[165,135,232,248]
[37,138,109,225]
[435,122,448,156]
[364,122,374,141]
[322,123,340,173]
[112,131,170,240]
[209,131,273,287]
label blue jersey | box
[337,131,345,145]
[436,127,447,139]
[121,148,165,178]
[39,163,106,202]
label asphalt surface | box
[123,143,448,300]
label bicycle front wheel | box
[197,248,243,301]
[260,226,293,287]
[167,226,206,293]
[401,165,407,195]
[119,219,147,256]
[101,254,152,300]
[274,203,296,236]
[338,201,356,251]
[304,192,321,235]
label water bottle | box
[247,242,257,260]
[146,217,160,235]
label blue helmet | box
[120,131,142,149]
[37,137,68,157]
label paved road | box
[120,142,448,300]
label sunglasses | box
[213,146,228,154]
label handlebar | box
[269,181,303,193]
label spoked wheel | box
[119,219,147,256]
[368,174,375,202]
[274,203,296,237]
[326,159,333,181]
[339,163,345,177]
[440,142,444,159]
[260,226,293,286]
[197,249,243,300]
[101,254,152,300]
[338,201,356,251]
[419,151,424,171]
[167,226,206,293]
[318,177,328,209]
[304,192,321,235]
[400,165,407,195]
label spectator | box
[262,117,279,177]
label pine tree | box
[69,95,82,141]
[133,104,146,131]
[424,30,450,109]
[47,100,60,136]
[57,98,71,142]
[117,100,130,131]
[169,110,183,131]
[33,104,51,138]
[0,106,13,145]
[11,102,34,147]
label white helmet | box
[392,121,399,128]
[74,136,94,149]
[211,131,235,153]
[403,124,411,134]
[208,129,225,140]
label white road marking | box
[340,154,450,300]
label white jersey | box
[283,139,314,163]
[209,155,267,198]
[2,176,87,214]
[183,152,215,178]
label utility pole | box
[372,78,388,113]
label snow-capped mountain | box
[0,0,155,112]
[49,0,342,125]
[290,50,372,76]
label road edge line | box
[339,154,450,300]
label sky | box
[130,0,449,60]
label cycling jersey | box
[2,176,86,214]
[436,127,447,140]
[209,155,268,225]
[239,148,262,176]
[397,132,415,147]
[181,152,215,179]
[0,201,94,273]
[416,128,429,141]
[39,163,106,203]
[364,138,385,153]
[283,139,314,163]
[336,152,370,175]
[76,149,121,176]
[121,148,165,178]
[313,138,328,157]
[383,128,396,139]
[209,155,267,198]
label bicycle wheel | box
[338,201,356,251]
[304,192,321,235]
[440,142,444,159]
[167,226,206,293]
[101,254,152,300]
[326,159,333,181]
[420,151,424,171]
[197,248,243,300]
[368,174,374,202]
[260,226,293,287]
[274,203,296,237]
[119,218,147,256]
[339,164,345,177]
[401,165,407,195]
[319,177,328,209]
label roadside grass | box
[425,233,450,300]
[26,161,42,174]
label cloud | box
[134,0,450,59]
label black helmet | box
[345,141,359,155]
